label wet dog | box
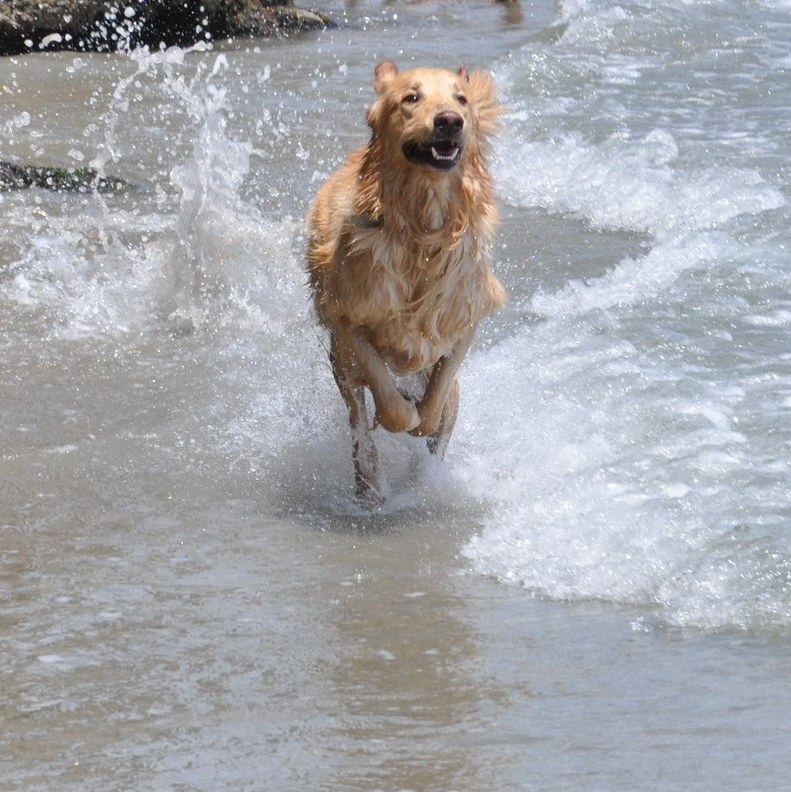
[307,60,505,504]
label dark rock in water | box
[0,161,128,193]
[230,5,332,37]
[0,0,331,57]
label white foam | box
[456,198,791,632]
[529,231,732,319]
[456,313,791,629]
[496,131,785,238]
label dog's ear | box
[368,61,399,132]
[467,69,502,137]
[374,60,399,93]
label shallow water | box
[3,0,791,789]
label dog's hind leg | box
[427,376,460,458]
[348,387,382,505]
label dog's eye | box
[402,92,420,104]
[457,94,468,106]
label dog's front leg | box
[347,331,421,434]
[331,337,382,505]
[411,324,475,440]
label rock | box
[0,161,129,193]
[0,0,331,57]
[230,5,332,36]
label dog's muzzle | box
[403,111,464,171]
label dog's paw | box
[355,482,386,510]
[408,402,443,438]
[374,396,420,434]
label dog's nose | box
[434,111,464,135]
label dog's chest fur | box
[346,216,493,373]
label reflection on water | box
[325,534,499,790]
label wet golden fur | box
[307,60,505,503]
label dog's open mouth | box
[403,139,462,170]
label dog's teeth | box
[431,146,457,161]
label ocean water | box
[3,0,791,789]
[462,0,791,633]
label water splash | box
[1,43,301,340]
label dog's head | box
[366,61,500,173]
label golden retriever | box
[307,60,505,504]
